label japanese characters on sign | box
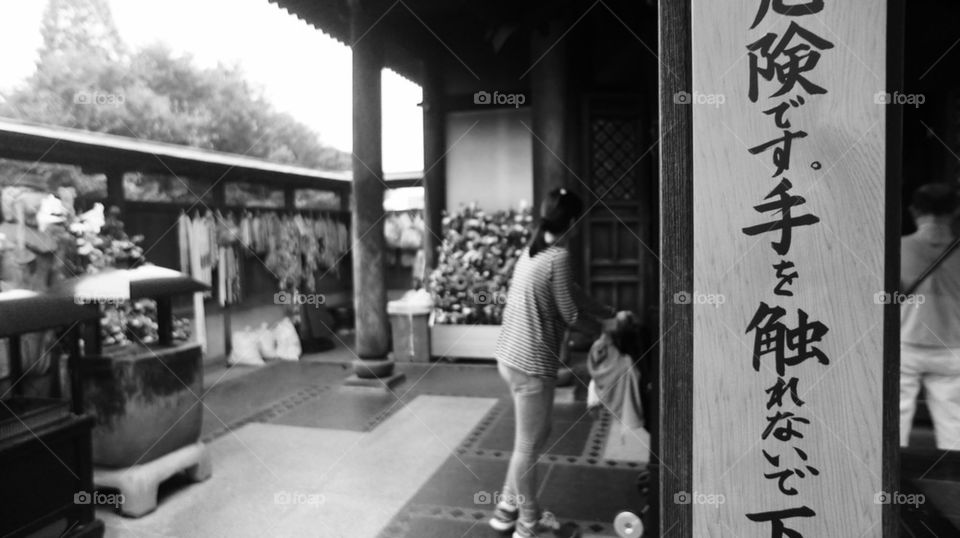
[742,2,834,536]
[692,0,886,534]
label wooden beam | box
[657,0,693,536]
[0,120,354,192]
[884,0,905,535]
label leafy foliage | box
[429,204,533,325]
[0,0,351,183]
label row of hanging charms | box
[214,210,349,293]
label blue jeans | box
[498,361,556,524]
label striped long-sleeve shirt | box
[495,245,580,378]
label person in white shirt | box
[900,183,960,450]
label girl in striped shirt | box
[490,187,615,538]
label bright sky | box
[0,0,424,173]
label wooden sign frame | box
[657,0,903,535]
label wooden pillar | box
[530,19,569,211]
[156,297,173,347]
[211,179,231,356]
[7,336,22,397]
[340,187,351,213]
[660,0,899,536]
[105,168,125,212]
[421,61,446,271]
[68,324,86,414]
[346,0,401,387]
[211,180,226,208]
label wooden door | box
[580,96,654,324]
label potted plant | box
[427,203,531,359]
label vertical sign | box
[691,1,888,536]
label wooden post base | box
[94,442,211,517]
[343,372,406,391]
[345,356,405,390]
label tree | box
[39,0,125,63]
[0,0,350,190]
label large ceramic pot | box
[79,342,202,468]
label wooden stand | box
[0,416,103,537]
[430,324,501,360]
[94,442,211,517]
[0,293,103,537]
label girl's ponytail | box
[527,187,583,257]
[528,219,549,257]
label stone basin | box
[79,342,202,468]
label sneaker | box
[489,502,519,532]
[512,512,580,538]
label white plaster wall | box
[445,108,533,212]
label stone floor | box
[94,345,649,538]
[84,337,960,537]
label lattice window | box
[590,117,639,200]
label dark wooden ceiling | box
[268,0,653,95]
